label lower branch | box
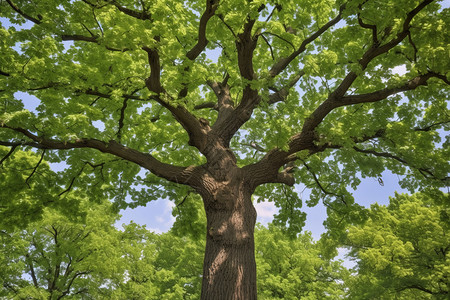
[0,125,197,185]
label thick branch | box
[186,0,219,60]
[338,72,442,106]
[142,44,163,94]
[299,72,445,139]
[328,0,434,101]
[142,43,210,150]
[0,125,197,185]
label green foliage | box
[344,192,450,299]
[0,197,121,299]
[0,147,59,230]
[1,1,449,297]
[1,0,449,240]
[255,224,349,299]
[1,197,350,299]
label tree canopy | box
[1,0,449,298]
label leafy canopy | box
[0,0,449,234]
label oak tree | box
[1,0,449,298]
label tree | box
[0,198,122,299]
[255,224,348,299]
[344,192,449,299]
[1,0,448,298]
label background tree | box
[0,198,121,299]
[0,0,448,298]
[255,224,348,299]
[344,192,449,299]
[1,196,347,299]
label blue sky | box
[116,170,406,240]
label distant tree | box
[255,224,349,299]
[344,192,449,299]
[110,223,205,300]
[0,198,121,299]
[1,0,448,298]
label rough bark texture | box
[200,176,257,299]
[194,142,258,299]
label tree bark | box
[199,168,257,300]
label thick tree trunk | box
[199,172,257,300]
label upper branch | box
[5,0,42,24]
[338,72,444,106]
[329,0,434,101]
[186,0,219,60]
[0,125,197,185]
[209,8,262,145]
[268,4,345,77]
[357,3,378,46]
[268,71,305,104]
[142,44,209,151]
[61,34,129,52]
[298,72,446,141]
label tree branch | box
[302,161,347,205]
[142,43,163,94]
[5,0,42,24]
[353,147,448,182]
[268,71,305,104]
[0,144,18,166]
[117,98,128,142]
[357,4,378,46]
[61,35,128,52]
[269,4,345,77]
[25,253,40,287]
[298,71,445,141]
[25,149,45,188]
[109,0,151,20]
[327,0,434,103]
[0,125,197,185]
[338,72,443,106]
[186,0,219,60]
[59,163,86,197]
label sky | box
[116,170,406,239]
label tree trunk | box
[199,172,257,300]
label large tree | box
[0,0,448,298]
